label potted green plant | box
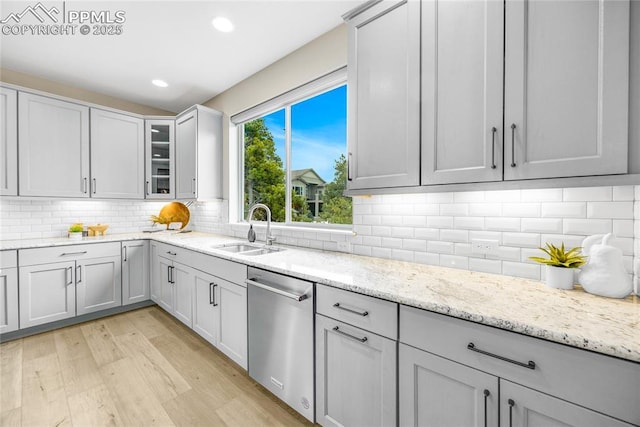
[68,224,84,240]
[529,242,587,289]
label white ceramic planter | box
[545,265,575,290]
[68,232,83,241]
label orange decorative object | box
[88,224,109,236]
[151,202,190,230]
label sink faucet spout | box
[247,203,275,245]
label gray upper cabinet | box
[18,92,90,198]
[90,108,145,199]
[175,105,223,200]
[0,87,18,196]
[504,0,630,180]
[421,0,504,185]
[346,0,420,190]
[145,119,175,199]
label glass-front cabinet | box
[145,119,175,199]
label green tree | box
[244,118,286,221]
[320,154,352,224]
[244,118,311,222]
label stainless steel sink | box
[214,243,284,256]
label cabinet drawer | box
[19,242,121,266]
[154,242,190,264]
[186,250,247,286]
[400,305,640,425]
[316,284,397,339]
[0,250,17,269]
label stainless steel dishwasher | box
[246,267,314,422]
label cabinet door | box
[192,268,217,346]
[90,109,144,198]
[0,267,18,333]
[145,119,175,199]
[19,261,76,328]
[76,255,122,315]
[315,314,396,427]
[121,240,149,305]
[399,344,498,427]
[421,0,503,185]
[504,0,629,180]
[347,0,420,190]
[175,109,197,199]
[500,380,633,427]
[18,92,90,197]
[216,279,247,369]
[150,242,161,303]
[0,87,18,196]
[157,257,174,312]
[172,262,193,327]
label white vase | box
[545,265,575,290]
[68,232,83,241]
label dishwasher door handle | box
[246,278,308,302]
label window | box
[235,69,351,227]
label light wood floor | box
[0,306,313,427]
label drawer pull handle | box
[467,343,535,370]
[167,251,177,256]
[332,326,367,343]
[61,251,87,256]
[483,389,490,427]
[333,302,368,317]
[508,399,515,427]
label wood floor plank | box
[216,395,293,427]
[0,407,21,427]
[67,384,124,427]
[53,325,93,361]
[149,334,241,407]
[99,357,175,427]
[80,321,125,367]
[101,311,139,337]
[0,340,23,413]
[21,353,71,427]
[121,308,172,340]
[21,332,56,361]
[114,331,191,403]
[58,355,102,397]
[147,307,208,352]
[162,389,228,427]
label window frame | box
[232,67,350,229]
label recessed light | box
[152,79,168,88]
[212,16,234,32]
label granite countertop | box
[3,232,639,363]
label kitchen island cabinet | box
[0,87,17,196]
[18,92,90,198]
[0,250,18,334]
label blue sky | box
[262,85,346,183]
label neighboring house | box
[292,169,326,218]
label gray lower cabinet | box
[400,305,639,426]
[399,343,498,427]
[19,243,122,328]
[315,314,397,427]
[0,250,18,334]
[121,240,149,305]
[154,249,192,328]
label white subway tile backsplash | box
[440,229,469,243]
[563,186,612,202]
[454,217,485,230]
[563,219,611,235]
[3,184,637,293]
[613,186,635,201]
[587,202,634,219]
[521,218,563,233]
[485,217,521,232]
[541,202,586,218]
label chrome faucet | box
[247,203,275,245]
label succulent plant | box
[529,242,587,268]
[68,224,83,233]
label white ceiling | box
[0,1,359,113]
